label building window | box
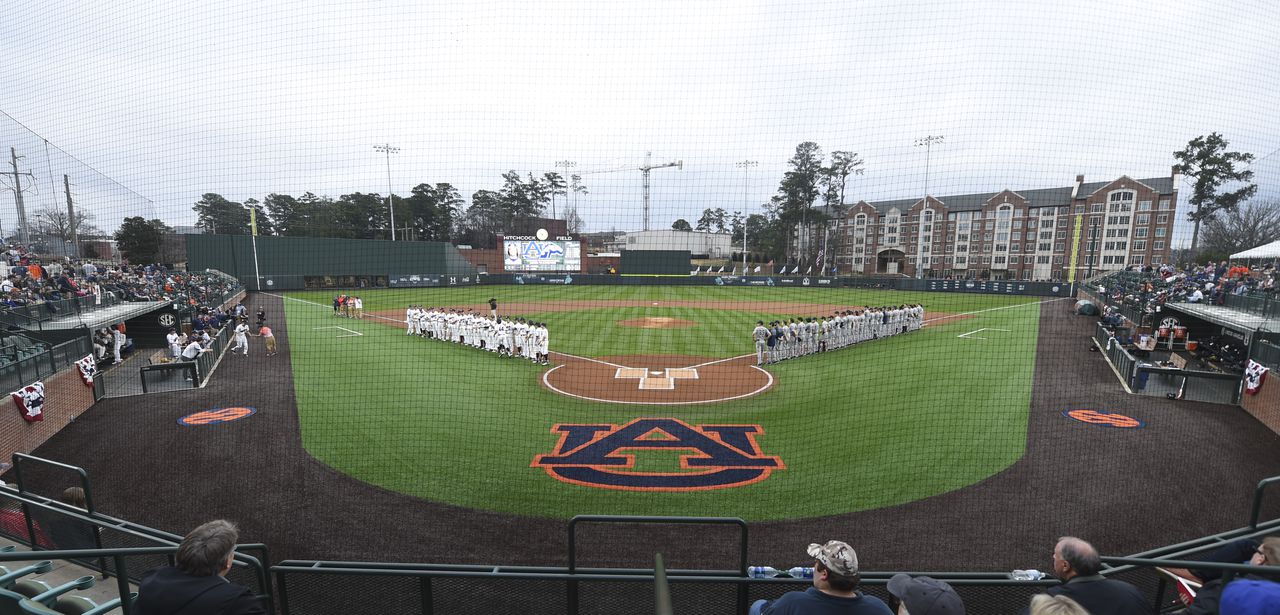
[1155,228,1167,237]
[1159,199,1172,210]
[1156,214,1169,224]
[944,256,953,264]
[996,244,1008,252]
[1053,255,1064,264]
[1091,204,1105,213]
[1011,231,1022,240]
[1110,190,1135,202]
[1055,242,1065,252]
[1154,241,1165,250]
[1057,218,1067,228]
[956,257,967,264]
[997,232,1009,242]
[1134,227,1148,238]
[985,221,995,230]
[1037,255,1050,264]
[1138,200,1152,211]
[1038,243,1051,251]
[1136,214,1150,225]
[1131,254,1144,264]
[1134,240,1146,251]
[995,256,1006,265]
[984,233,993,241]
[855,214,866,225]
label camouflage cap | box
[807,540,858,576]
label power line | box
[0,108,155,206]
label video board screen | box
[503,236,581,272]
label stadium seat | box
[0,576,94,615]
[20,591,133,615]
[0,562,53,591]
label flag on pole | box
[805,266,813,275]
[790,265,800,274]
[731,266,738,275]
[717,265,725,273]
[753,265,761,273]
[815,249,825,267]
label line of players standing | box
[404,306,550,365]
[751,304,925,366]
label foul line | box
[541,364,774,406]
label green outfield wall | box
[186,235,477,290]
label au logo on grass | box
[178,407,257,426]
[532,417,784,491]
[1062,409,1144,429]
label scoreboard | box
[502,233,581,272]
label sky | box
[2,0,1278,246]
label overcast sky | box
[2,0,1278,245]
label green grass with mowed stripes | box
[283,285,1042,520]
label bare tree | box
[36,206,101,241]
[1201,199,1280,257]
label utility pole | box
[374,144,399,241]
[639,151,681,231]
[554,160,576,220]
[64,175,78,258]
[8,148,35,245]
[736,160,757,272]
[914,135,944,278]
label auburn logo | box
[532,417,784,491]
[178,407,257,426]
[1062,409,1144,429]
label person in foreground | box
[1022,536,1152,615]
[133,519,266,615]
[887,573,965,614]
[750,540,892,614]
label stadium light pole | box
[242,201,262,291]
[736,160,757,273]
[554,160,576,220]
[914,135,944,279]
[374,144,399,241]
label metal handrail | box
[568,515,749,615]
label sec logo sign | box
[1062,409,1144,429]
[178,407,257,426]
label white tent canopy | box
[1232,239,1280,260]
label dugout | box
[186,235,477,291]
[619,250,692,276]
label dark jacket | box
[133,567,266,615]
[1022,575,1152,615]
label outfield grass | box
[284,285,1041,521]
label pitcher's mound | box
[617,317,698,329]
[543,354,772,405]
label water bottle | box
[1010,569,1045,581]
[787,566,814,579]
[748,566,781,579]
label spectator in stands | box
[749,540,892,614]
[1175,537,1280,615]
[92,328,111,362]
[1220,578,1280,615]
[1023,537,1151,615]
[1029,595,1090,615]
[133,519,267,615]
[887,573,965,614]
[46,486,97,550]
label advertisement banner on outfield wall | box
[388,274,478,288]
[477,273,1071,297]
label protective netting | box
[4,1,1280,614]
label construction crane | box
[576,152,682,230]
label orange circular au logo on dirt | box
[1062,409,1144,429]
[178,407,257,426]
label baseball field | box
[281,285,1043,521]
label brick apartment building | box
[827,168,1180,280]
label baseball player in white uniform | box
[230,320,250,355]
[752,321,770,365]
